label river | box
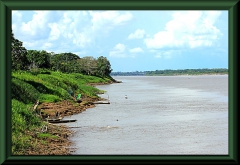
[63,75,228,155]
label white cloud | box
[109,43,126,57]
[145,31,175,48]
[129,47,144,53]
[89,11,133,32]
[113,12,133,25]
[20,11,51,39]
[144,11,222,49]
[12,10,133,51]
[48,23,61,40]
[128,29,145,39]
[72,32,92,48]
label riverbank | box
[38,96,101,118]
[33,81,119,155]
[32,97,97,155]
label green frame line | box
[0,0,238,164]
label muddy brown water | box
[62,75,228,155]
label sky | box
[12,10,228,72]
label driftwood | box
[33,100,39,112]
[93,101,110,104]
[45,116,63,122]
[33,100,39,110]
[47,119,77,123]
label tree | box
[11,31,30,70]
[76,58,87,74]
[50,53,62,71]
[80,56,98,76]
[50,52,80,73]
[97,56,112,77]
[27,50,51,69]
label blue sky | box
[12,10,228,72]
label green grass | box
[37,133,58,139]
[12,99,41,154]
[12,70,111,102]
[12,77,41,104]
[38,94,62,103]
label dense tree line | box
[146,68,228,75]
[110,71,146,76]
[11,31,112,77]
[111,68,228,76]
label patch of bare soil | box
[38,96,100,119]
[25,124,74,155]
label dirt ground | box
[38,96,102,119]
[25,124,74,155]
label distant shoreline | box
[111,73,228,76]
[110,68,228,76]
[146,73,228,76]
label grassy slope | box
[11,69,113,155]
